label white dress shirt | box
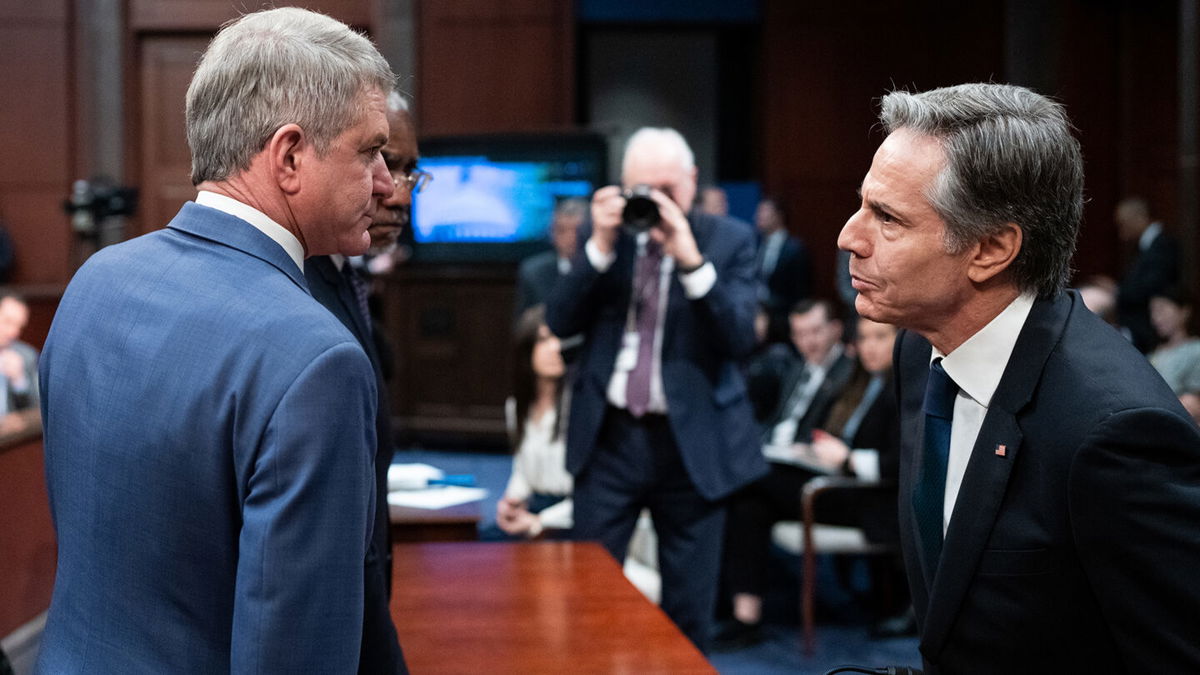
[933,293,1036,535]
[195,191,305,273]
[585,233,716,413]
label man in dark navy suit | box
[840,82,1200,673]
[513,198,587,321]
[306,89,420,675]
[546,127,767,651]
[1114,196,1180,353]
[754,196,811,342]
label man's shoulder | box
[519,249,556,270]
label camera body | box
[621,184,660,233]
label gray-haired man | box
[39,8,395,671]
[840,82,1200,672]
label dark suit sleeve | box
[688,220,759,359]
[514,257,541,322]
[1069,407,1200,670]
[1119,236,1179,308]
[232,342,376,672]
[546,225,610,339]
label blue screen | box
[406,133,607,262]
[413,157,597,244]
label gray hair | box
[186,7,395,185]
[879,83,1084,298]
[554,197,588,220]
[387,89,411,115]
[622,127,695,176]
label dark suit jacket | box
[896,291,1200,673]
[760,350,855,444]
[546,211,769,501]
[305,256,406,674]
[760,233,811,314]
[39,203,376,672]
[1117,229,1180,352]
[514,249,561,320]
[841,370,901,544]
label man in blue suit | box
[38,8,396,672]
[546,127,768,651]
[840,83,1200,672]
[305,89,420,675]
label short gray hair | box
[186,7,395,184]
[387,90,411,115]
[880,83,1084,298]
[622,127,695,176]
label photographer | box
[546,127,767,651]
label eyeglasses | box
[393,169,432,194]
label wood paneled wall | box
[415,0,575,134]
[0,2,74,285]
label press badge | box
[615,331,640,372]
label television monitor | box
[410,132,609,262]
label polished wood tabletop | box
[390,541,715,674]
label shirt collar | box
[1139,221,1163,252]
[195,190,305,272]
[932,293,1036,408]
[329,253,346,271]
[811,342,844,374]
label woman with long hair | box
[495,305,573,538]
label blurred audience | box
[495,305,574,538]
[699,184,729,217]
[1115,196,1180,352]
[716,298,855,649]
[0,293,38,417]
[514,198,587,321]
[1148,286,1200,424]
[1077,274,1119,323]
[754,196,811,343]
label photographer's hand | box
[648,189,703,270]
[589,185,624,257]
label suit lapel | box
[312,256,374,349]
[918,294,1071,659]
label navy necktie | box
[913,358,957,576]
[342,263,373,336]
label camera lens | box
[621,184,660,233]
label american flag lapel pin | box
[995,444,1007,457]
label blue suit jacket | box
[38,202,377,673]
[546,211,768,501]
[896,291,1200,673]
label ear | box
[967,223,1022,284]
[267,124,306,195]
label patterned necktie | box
[342,263,373,336]
[913,358,957,577]
[625,239,663,417]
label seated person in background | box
[715,299,856,649]
[495,305,573,538]
[0,293,38,417]
[745,302,798,424]
[1148,285,1200,424]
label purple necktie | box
[626,240,663,417]
[342,263,373,336]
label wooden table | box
[390,542,714,673]
[389,500,481,543]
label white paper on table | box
[387,463,444,491]
[387,486,488,510]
